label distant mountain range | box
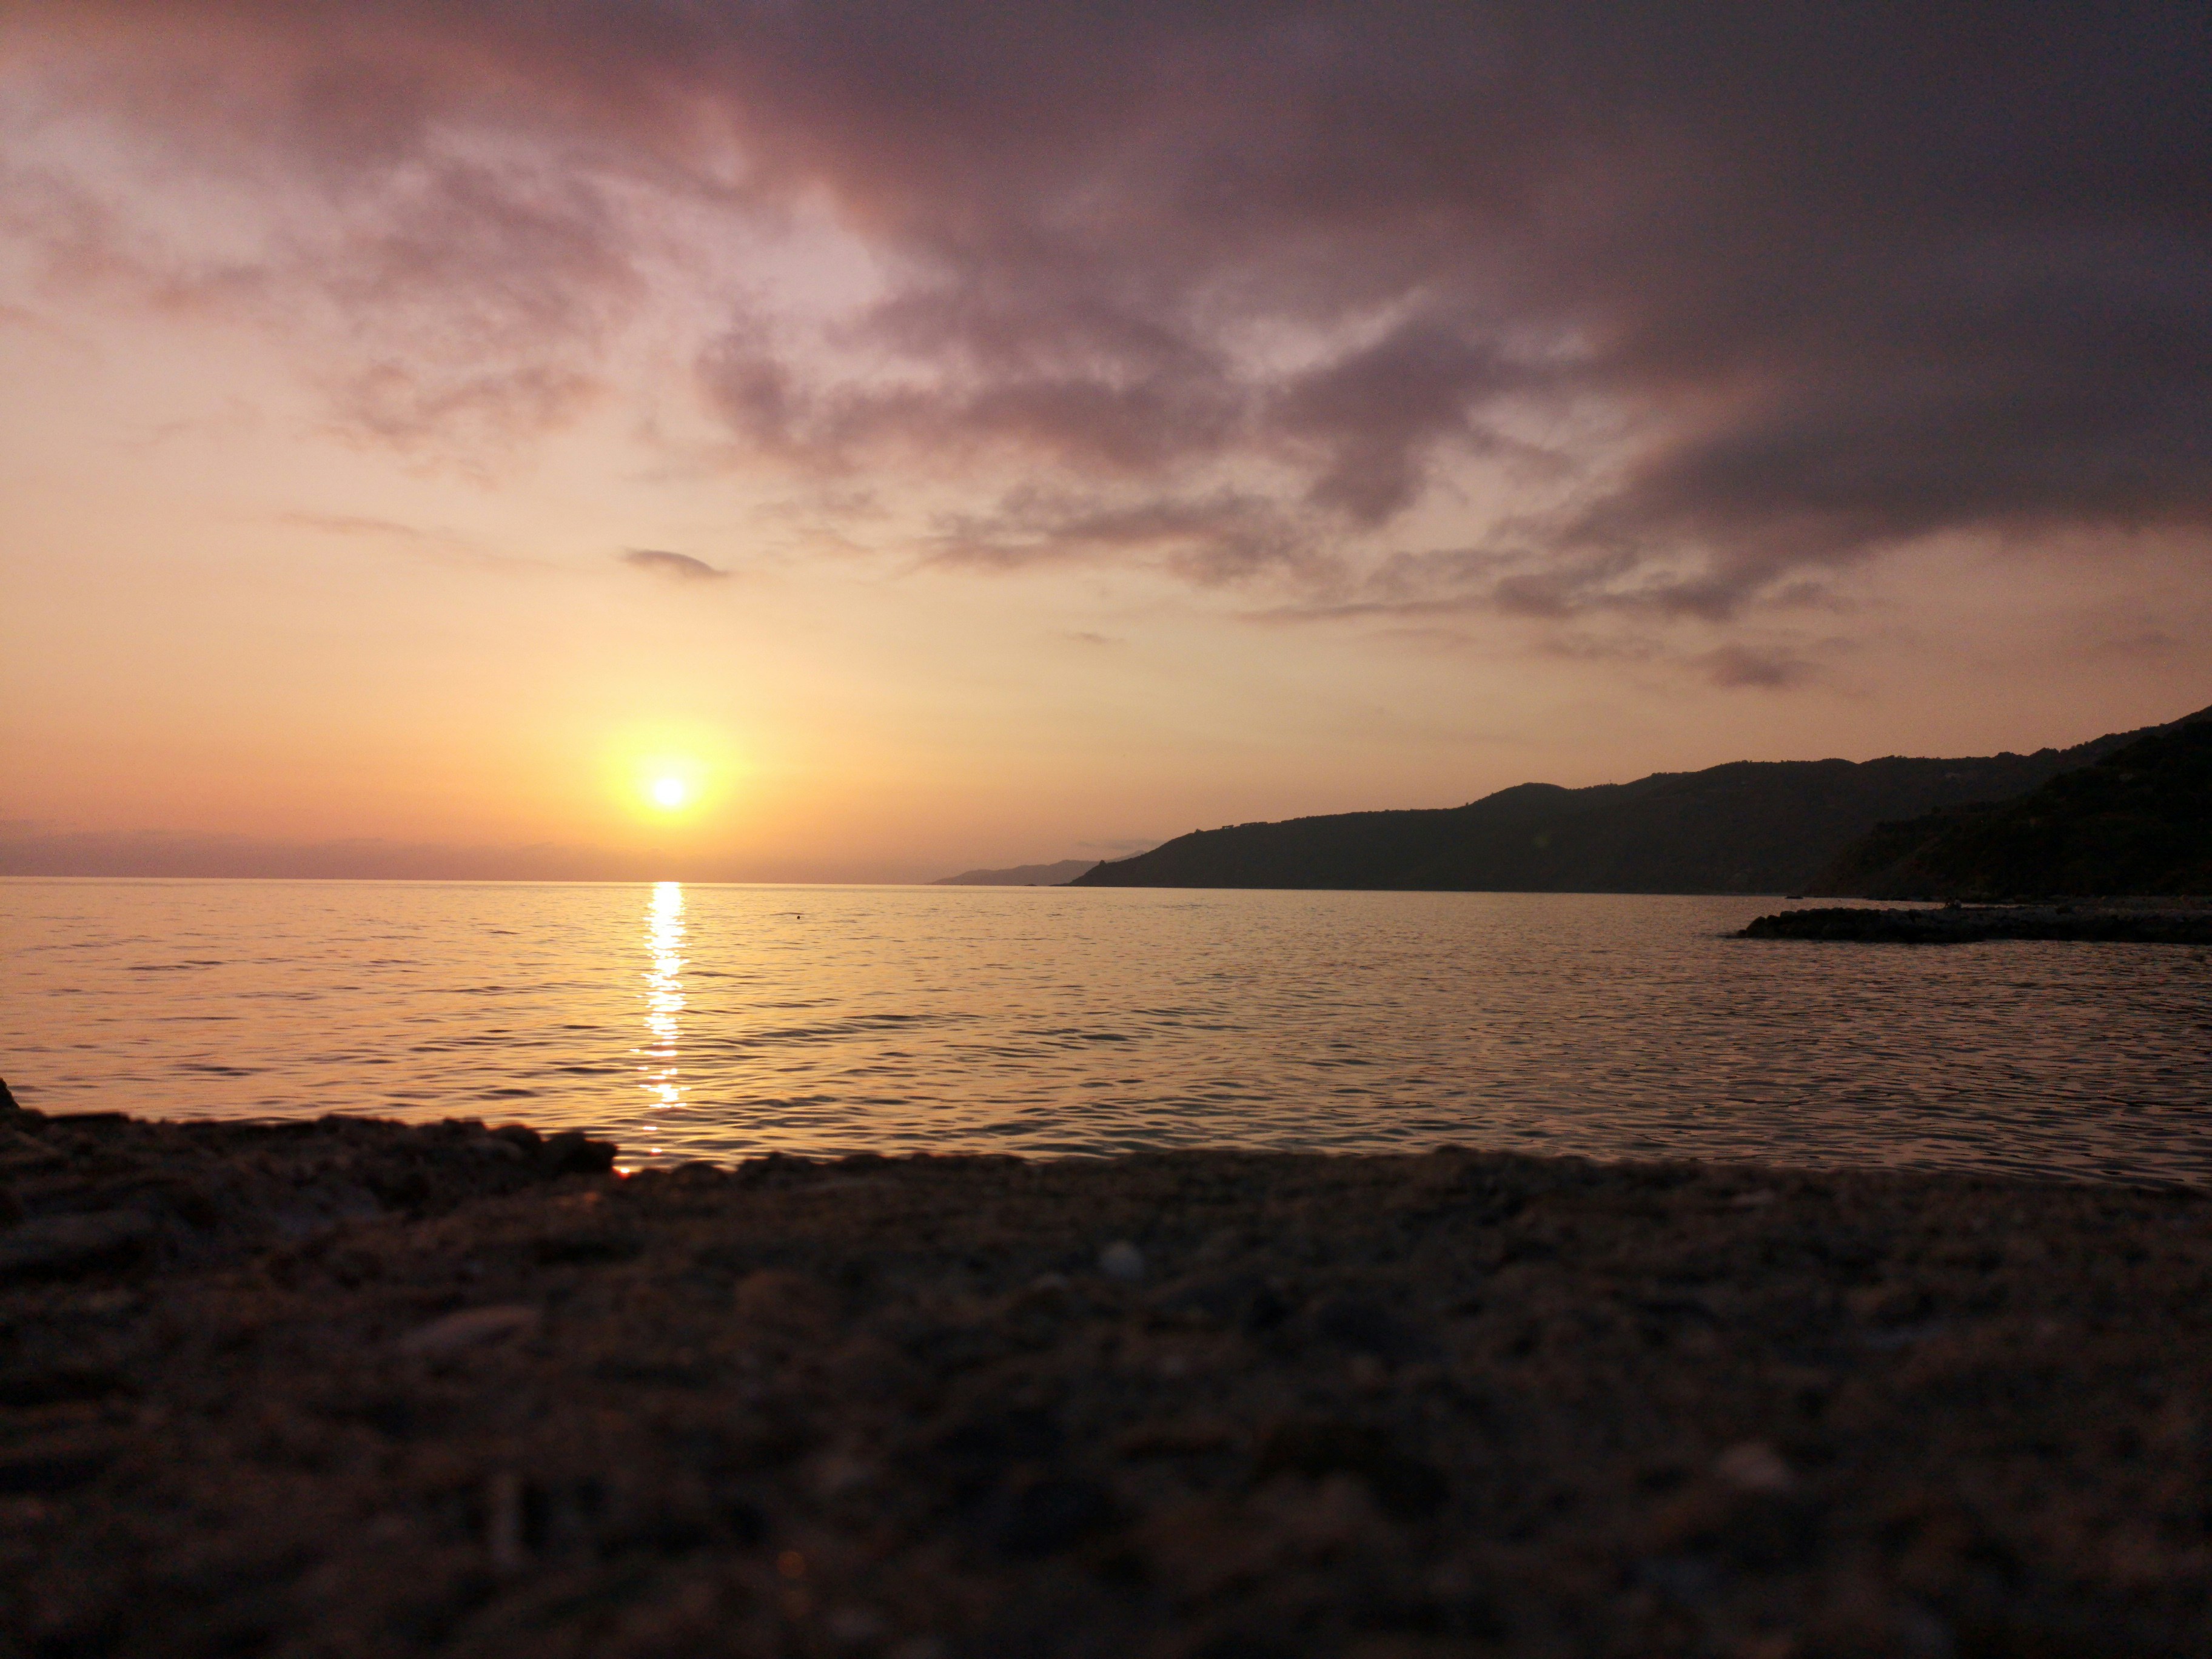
[1817,712,2212,898]
[1071,704,2209,896]
[932,858,1101,886]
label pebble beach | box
[5,1098,2211,1657]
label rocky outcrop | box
[1741,903,2212,943]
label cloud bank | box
[7,1,2208,629]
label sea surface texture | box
[4,879,2208,1184]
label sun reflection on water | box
[638,881,686,1112]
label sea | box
[4,878,2208,1185]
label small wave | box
[5,884,2207,1185]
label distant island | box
[1072,702,2210,896]
[932,857,1101,886]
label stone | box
[0,1128,62,1172]
[1252,1419,1449,1521]
[0,1210,153,1278]
[0,1438,116,1495]
[396,1304,541,1359]
[1310,1296,1433,1362]
[1098,1240,1145,1282]
[485,1469,529,1573]
[987,1475,1118,1558]
[1713,1441,1795,1495]
[538,1131,616,1175]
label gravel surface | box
[4,1102,2210,1657]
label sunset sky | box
[3,3,2208,882]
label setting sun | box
[610,737,737,831]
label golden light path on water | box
[638,882,686,1139]
[7,883,2211,1185]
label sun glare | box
[615,740,726,822]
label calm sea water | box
[4,879,2208,1184]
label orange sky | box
[4,5,2207,882]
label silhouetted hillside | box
[1073,709,2204,894]
[1817,716,2212,898]
[931,858,1100,886]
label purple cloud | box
[7,1,2207,615]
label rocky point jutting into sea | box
[5,1083,2211,1658]
[1741,900,2212,944]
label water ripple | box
[2,879,2209,1184]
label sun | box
[617,744,723,820]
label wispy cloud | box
[276,508,553,575]
[928,488,1331,588]
[619,548,729,582]
[1697,645,1817,691]
[278,511,429,540]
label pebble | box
[397,1304,541,1359]
[485,1470,528,1573]
[540,1131,617,1175]
[0,1438,116,1496]
[1098,1240,1146,1282]
[0,1129,62,1171]
[1713,1441,1795,1494]
[0,1210,154,1277]
[825,1606,886,1647]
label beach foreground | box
[3,1108,2209,1657]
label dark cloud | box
[2088,629,2182,660]
[927,486,1336,588]
[693,317,1242,477]
[620,548,728,581]
[10,2,2211,609]
[1269,321,1523,526]
[1697,645,1817,691]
